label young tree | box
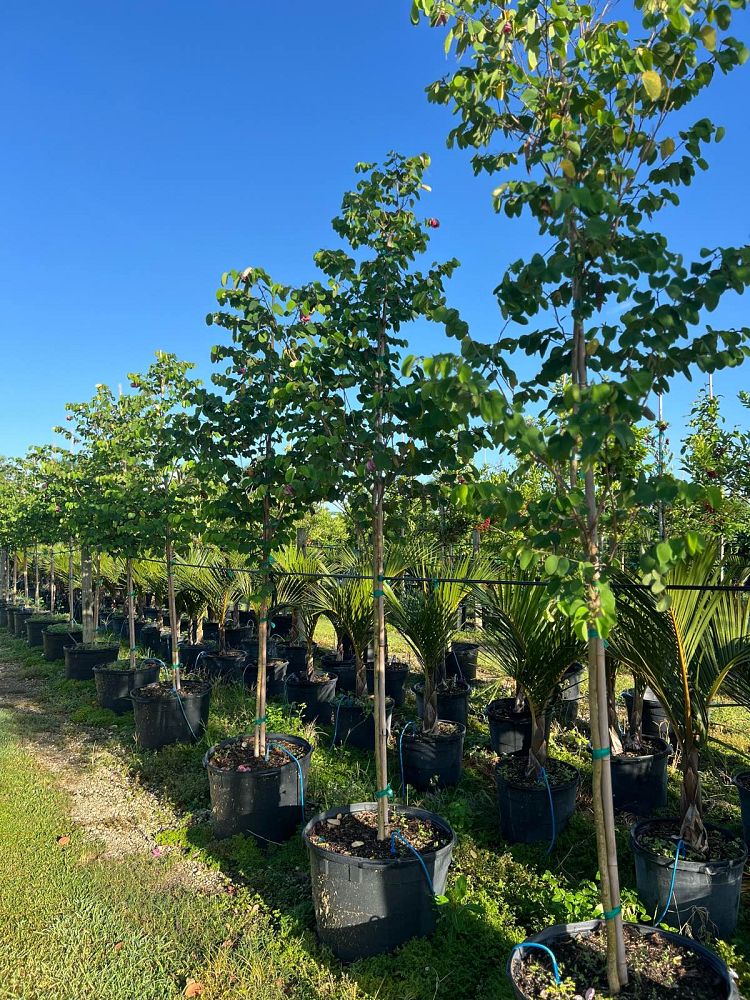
[195,269,319,756]
[286,153,479,838]
[410,0,750,989]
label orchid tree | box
[284,153,480,839]
[193,268,321,757]
[410,0,750,988]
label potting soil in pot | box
[307,809,450,861]
[515,924,729,999]
[209,737,306,772]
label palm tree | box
[179,547,244,652]
[610,545,750,856]
[480,574,583,775]
[387,548,484,733]
[272,543,328,679]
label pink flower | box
[301,314,311,324]
[150,847,163,858]
[283,484,295,497]
[237,764,251,772]
[502,21,513,34]
[366,458,377,473]
[427,218,440,229]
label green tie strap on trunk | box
[592,746,611,760]
[375,784,393,799]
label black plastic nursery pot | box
[0,603,9,629]
[93,659,161,714]
[42,626,82,661]
[204,732,312,842]
[25,615,60,647]
[130,680,211,750]
[202,621,220,643]
[552,662,585,727]
[271,613,294,639]
[623,687,675,744]
[734,771,750,849]
[225,625,254,649]
[445,640,480,683]
[140,623,161,653]
[487,698,550,756]
[414,680,470,728]
[366,660,410,708]
[5,607,18,632]
[495,758,579,844]
[240,636,279,663]
[64,643,120,680]
[285,672,338,724]
[506,920,739,1000]
[177,643,214,671]
[13,608,35,638]
[303,802,456,962]
[276,642,314,673]
[611,737,670,816]
[240,658,289,698]
[401,722,466,791]
[332,697,394,751]
[630,818,747,940]
[199,649,246,680]
[321,655,357,694]
[107,613,127,637]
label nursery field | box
[1,625,748,1000]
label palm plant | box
[132,556,167,617]
[272,543,327,680]
[610,545,750,856]
[171,545,212,643]
[180,547,245,652]
[387,548,484,733]
[481,574,583,776]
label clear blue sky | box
[2,1,749,460]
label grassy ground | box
[0,628,749,999]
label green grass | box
[0,629,748,999]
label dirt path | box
[0,645,225,892]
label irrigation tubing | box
[117,555,750,594]
[654,839,685,926]
[390,830,434,895]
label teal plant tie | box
[592,746,611,760]
[588,627,599,639]
[253,715,268,726]
[375,784,393,800]
[603,905,622,921]
[373,589,385,598]
[431,578,439,592]
[129,647,137,653]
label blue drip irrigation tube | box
[510,943,562,985]
[539,767,556,855]
[331,698,344,748]
[390,830,434,894]
[654,839,685,926]
[266,740,305,815]
[399,721,416,802]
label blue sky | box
[2,1,749,461]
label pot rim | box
[302,800,456,869]
[507,919,736,998]
[404,720,467,743]
[611,736,671,763]
[93,659,161,676]
[630,817,748,870]
[203,731,312,774]
[495,757,580,792]
[413,680,471,697]
[130,680,211,702]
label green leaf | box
[699,25,717,51]
[641,71,663,101]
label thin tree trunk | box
[68,541,75,626]
[166,534,181,690]
[49,547,56,612]
[81,546,95,643]
[127,558,137,670]
[93,553,101,632]
[23,549,29,600]
[12,551,18,596]
[373,471,390,839]
[572,241,627,990]
[372,309,390,841]
[33,544,40,605]
[679,742,706,855]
